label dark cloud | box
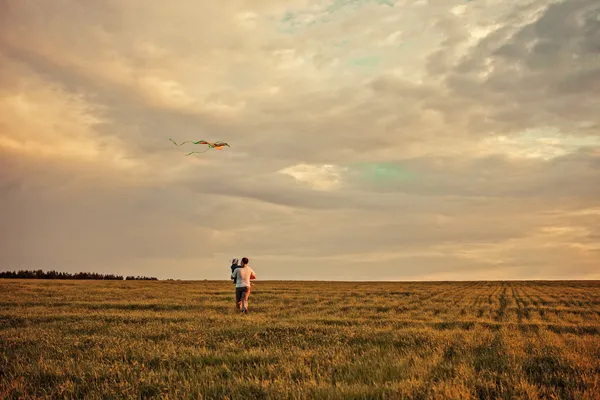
[440,0,600,137]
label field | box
[1,280,599,399]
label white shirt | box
[232,266,255,288]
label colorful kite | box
[169,138,230,155]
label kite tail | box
[170,138,209,146]
[169,138,187,146]
[185,149,210,156]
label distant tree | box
[0,269,159,280]
[125,276,158,281]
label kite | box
[169,138,230,155]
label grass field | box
[1,280,599,399]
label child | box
[230,258,240,284]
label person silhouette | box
[231,257,256,314]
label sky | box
[1,0,599,281]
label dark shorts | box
[235,286,250,303]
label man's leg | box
[242,287,251,312]
[235,288,243,310]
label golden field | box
[1,280,599,399]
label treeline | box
[125,276,158,281]
[0,270,158,280]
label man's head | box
[241,257,249,266]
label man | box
[231,257,255,314]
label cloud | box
[0,0,598,279]
[277,163,347,190]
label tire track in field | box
[481,282,498,319]
[516,285,532,322]
[527,283,598,325]
[446,281,481,320]
[493,283,510,323]
[471,282,496,320]
[449,282,480,319]
[484,283,503,320]
[521,325,589,399]
[397,283,472,317]
[525,284,557,323]
[466,282,487,318]
[511,285,526,325]
[537,286,571,325]
[521,284,546,322]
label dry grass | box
[1,280,599,399]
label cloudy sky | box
[1,0,599,280]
